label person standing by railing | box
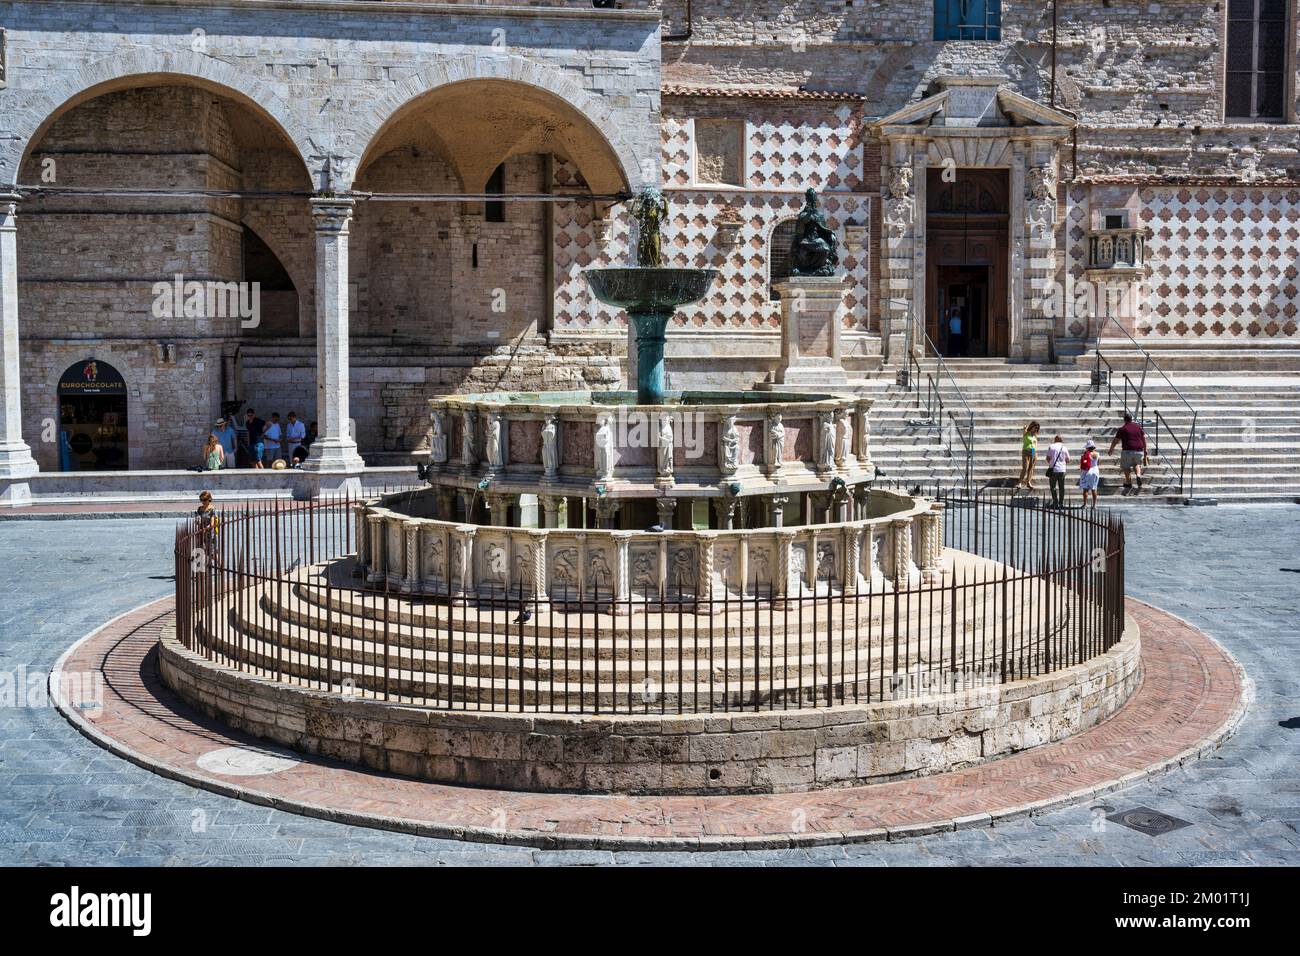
[1107,411,1148,495]
[1045,434,1070,507]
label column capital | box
[0,193,20,223]
[310,196,355,231]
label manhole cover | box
[1107,806,1191,837]
[196,745,300,777]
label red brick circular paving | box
[51,597,1248,851]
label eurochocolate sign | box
[58,359,127,396]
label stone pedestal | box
[772,276,849,386]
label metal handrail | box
[1091,316,1199,499]
[903,332,976,490]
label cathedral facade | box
[0,0,1295,474]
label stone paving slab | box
[51,595,1247,851]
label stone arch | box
[4,49,314,187]
[239,211,314,337]
[765,215,799,300]
[346,54,644,195]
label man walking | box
[1044,433,1070,507]
[1107,411,1148,494]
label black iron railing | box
[174,488,1125,715]
[1091,315,1199,499]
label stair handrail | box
[903,330,976,490]
[1091,315,1199,500]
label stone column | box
[458,489,477,524]
[594,497,620,530]
[918,501,945,583]
[523,529,548,608]
[451,526,476,596]
[775,529,797,600]
[891,517,918,587]
[0,194,38,490]
[655,496,677,531]
[485,492,513,527]
[696,532,716,600]
[353,504,369,569]
[401,521,421,593]
[852,484,871,521]
[365,515,385,584]
[767,494,789,528]
[843,527,863,593]
[303,198,365,475]
[712,496,738,531]
[540,494,566,528]
[1022,145,1059,362]
[881,149,917,365]
[612,532,632,610]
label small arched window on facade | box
[768,218,798,300]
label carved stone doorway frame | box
[875,78,1075,364]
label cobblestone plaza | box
[1,505,1293,866]
[0,2,1296,908]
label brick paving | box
[2,508,1297,865]
[50,593,1245,850]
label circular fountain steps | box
[56,597,1243,846]
[192,557,1080,712]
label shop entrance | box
[57,359,129,471]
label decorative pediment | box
[875,78,1074,137]
[996,89,1077,129]
[875,91,950,129]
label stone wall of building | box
[6,1,1300,472]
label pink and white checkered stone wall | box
[552,103,873,333]
[1139,186,1300,341]
[1065,183,1300,342]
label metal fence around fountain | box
[173,487,1125,714]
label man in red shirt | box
[1107,412,1148,494]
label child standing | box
[1017,421,1041,490]
[1045,434,1070,507]
[1079,439,1100,508]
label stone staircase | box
[867,358,1300,503]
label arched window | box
[768,218,798,300]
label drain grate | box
[1107,806,1192,837]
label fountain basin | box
[584,267,718,405]
[584,267,718,314]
